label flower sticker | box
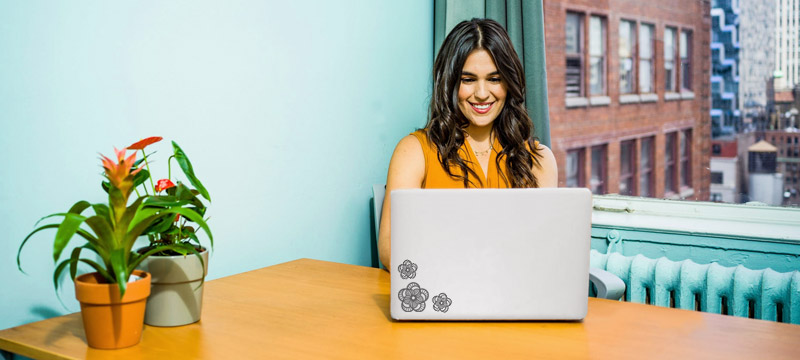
[155,178,176,192]
[397,259,418,279]
[398,282,429,312]
[432,293,452,313]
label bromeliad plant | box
[122,137,212,257]
[18,145,212,296]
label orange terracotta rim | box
[75,270,151,304]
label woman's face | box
[457,49,507,129]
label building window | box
[591,145,607,194]
[565,12,584,97]
[619,140,635,195]
[712,143,721,155]
[664,27,677,92]
[665,132,678,194]
[680,30,692,91]
[619,20,636,94]
[589,16,606,96]
[711,171,723,184]
[680,130,692,188]
[710,193,723,202]
[638,23,655,93]
[566,148,585,187]
[639,137,654,197]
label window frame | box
[639,136,655,197]
[620,140,636,196]
[665,132,679,194]
[664,26,678,93]
[638,23,655,94]
[591,144,608,195]
[618,19,637,95]
[565,12,585,98]
[680,129,692,189]
[680,29,692,91]
[566,148,586,188]
[588,15,607,96]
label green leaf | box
[84,215,115,248]
[110,249,128,297]
[118,196,146,236]
[133,169,150,188]
[92,203,111,224]
[129,243,205,279]
[172,141,210,201]
[53,213,88,263]
[101,181,110,194]
[69,246,83,280]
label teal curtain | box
[433,0,551,147]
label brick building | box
[543,0,711,201]
[760,130,800,205]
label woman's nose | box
[474,81,490,100]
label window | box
[591,145,607,194]
[680,30,692,91]
[589,16,606,96]
[710,193,723,202]
[712,143,722,155]
[620,140,635,195]
[565,12,584,97]
[639,137,654,197]
[619,20,636,94]
[711,171,723,184]
[566,148,585,187]
[638,24,655,93]
[664,27,677,92]
[680,130,692,188]
[665,132,678,194]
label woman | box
[378,18,557,270]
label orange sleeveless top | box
[411,130,539,189]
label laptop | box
[390,188,592,321]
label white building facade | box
[775,0,800,90]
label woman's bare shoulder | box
[532,142,558,188]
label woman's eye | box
[489,77,502,83]
[461,78,475,83]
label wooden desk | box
[1,258,798,359]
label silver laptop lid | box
[390,188,592,320]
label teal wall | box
[0,1,433,330]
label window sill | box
[591,194,800,242]
[681,91,695,100]
[589,96,611,106]
[665,92,682,101]
[640,93,659,103]
[679,187,694,199]
[566,97,589,108]
[619,94,640,104]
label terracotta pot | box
[139,249,209,327]
[74,270,151,349]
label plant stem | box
[168,155,174,180]
[142,150,156,194]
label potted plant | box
[124,137,213,327]
[17,146,207,349]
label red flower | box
[128,136,163,150]
[155,179,176,192]
[174,214,181,222]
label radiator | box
[591,250,800,324]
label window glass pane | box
[666,135,674,163]
[639,137,653,197]
[664,28,675,61]
[639,59,652,93]
[620,141,634,196]
[639,25,652,59]
[590,57,604,95]
[567,150,580,187]
[566,13,581,54]
[591,146,606,194]
[619,21,631,58]
[590,17,603,56]
[680,31,689,58]
[566,58,582,97]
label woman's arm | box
[533,144,558,188]
[378,135,426,270]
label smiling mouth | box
[470,102,494,114]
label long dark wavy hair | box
[426,18,541,188]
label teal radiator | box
[591,250,800,324]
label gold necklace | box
[467,133,494,157]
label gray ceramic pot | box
[139,249,209,327]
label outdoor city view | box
[549,0,799,207]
